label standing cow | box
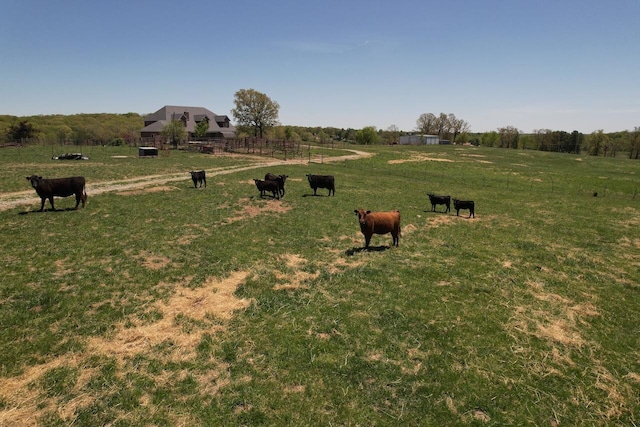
[265,173,288,197]
[354,209,401,248]
[427,193,451,213]
[307,174,335,196]
[453,199,475,218]
[254,179,280,199]
[190,170,206,188]
[26,175,87,211]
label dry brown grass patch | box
[225,198,291,224]
[117,185,178,196]
[388,153,454,164]
[0,271,253,425]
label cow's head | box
[354,209,372,225]
[26,175,43,188]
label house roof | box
[141,105,236,136]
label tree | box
[231,89,280,138]
[416,113,437,135]
[355,126,379,145]
[436,113,450,140]
[587,130,608,156]
[498,126,519,149]
[194,118,209,138]
[629,127,640,159]
[162,120,187,148]
[481,131,499,147]
[448,114,470,143]
[7,120,37,141]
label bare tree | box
[416,113,437,135]
[436,113,449,140]
[448,114,470,143]
[498,126,519,149]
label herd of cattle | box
[24,171,475,248]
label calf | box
[26,175,87,211]
[354,209,401,248]
[190,170,206,188]
[307,174,335,196]
[427,193,451,213]
[265,173,288,197]
[254,179,280,199]
[453,199,475,218]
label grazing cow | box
[354,209,401,248]
[453,199,475,218]
[190,170,206,188]
[427,193,451,213]
[265,173,288,197]
[306,174,335,196]
[26,175,87,211]
[254,179,280,199]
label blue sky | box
[1,0,638,133]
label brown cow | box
[26,175,87,211]
[354,209,401,248]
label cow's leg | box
[364,235,371,248]
[75,193,81,209]
[203,178,206,188]
[48,196,55,211]
[39,198,46,212]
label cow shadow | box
[19,207,79,215]
[302,194,331,197]
[345,245,391,256]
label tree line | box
[2,89,639,159]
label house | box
[399,134,439,145]
[140,105,236,140]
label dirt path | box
[0,148,372,212]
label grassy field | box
[0,144,638,426]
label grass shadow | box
[345,245,391,256]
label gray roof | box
[141,105,236,136]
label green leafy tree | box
[194,119,209,138]
[355,126,379,145]
[162,120,187,148]
[587,130,608,156]
[231,89,280,138]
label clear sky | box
[1,0,638,133]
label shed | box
[138,146,158,157]
[399,135,439,145]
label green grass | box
[0,144,638,425]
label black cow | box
[453,199,475,218]
[265,173,288,197]
[254,179,280,199]
[190,170,206,188]
[306,174,335,196]
[26,175,87,211]
[427,193,451,213]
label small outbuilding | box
[399,135,439,145]
[138,146,158,157]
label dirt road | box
[1,149,372,212]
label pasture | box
[0,144,638,426]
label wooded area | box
[1,113,638,159]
